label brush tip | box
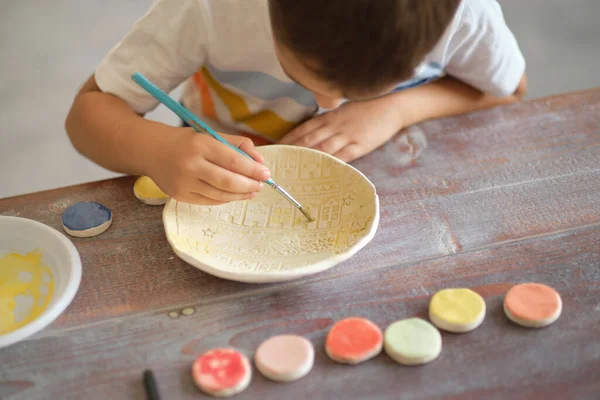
[299,208,314,222]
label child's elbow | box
[513,73,528,100]
[64,104,76,136]
[64,75,98,149]
[65,101,82,149]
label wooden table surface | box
[1,89,600,400]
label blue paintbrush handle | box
[131,72,275,185]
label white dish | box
[163,145,379,283]
[0,216,82,348]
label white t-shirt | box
[95,0,525,143]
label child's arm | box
[66,75,170,177]
[279,76,525,162]
[396,0,529,124]
[396,0,528,125]
[65,0,270,205]
[389,73,527,128]
[66,76,270,205]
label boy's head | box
[269,0,461,108]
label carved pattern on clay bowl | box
[163,145,379,283]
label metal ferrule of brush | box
[267,180,313,221]
[267,180,302,208]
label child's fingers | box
[290,126,335,148]
[197,159,265,194]
[313,133,347,155]
[213,133,265,164]
[171,191,228,206]
[333,143,362,163]
[204,141,271,183]
[279,118,324,144]
[192,179,257,202]
[236,137,265,164]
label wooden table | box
[2,89,599,400]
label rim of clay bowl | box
[0,216,82,348]
[163,145,380,283]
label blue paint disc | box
[61,202,112,237]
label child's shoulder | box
[451,0,509,36]
[179,0,269,41]
[196,0,267,21]
[440,0,525,96]
[150,0,267,27]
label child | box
[66,0,526,205]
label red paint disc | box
[325,317,383,364]
[192,348,251,397]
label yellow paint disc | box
[429,288,486,333]
[133,176,169,205]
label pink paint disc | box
[325,317,383,364]
[192,348,252,397]
[254,335,314,382]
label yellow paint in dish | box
[0,251,55,335]
[429,288,486,333]
[133,176,169,205]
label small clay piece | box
[504,283,562,328]
[325,317,383,364]
[61,202,112,238]
[192,348,252,397]
[181,307,195,316]
[133,176,169,205]
[429,288,486,333]
[255,335,314,382]
[384,318,442,366]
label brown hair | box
[269,0,461,97]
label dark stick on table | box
[143,369,161,400]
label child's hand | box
[279,97,404,162]
[149,128,271,205]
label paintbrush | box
[131,72,313,222]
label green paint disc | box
[384,318,442,365]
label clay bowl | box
[163,145,379,283]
